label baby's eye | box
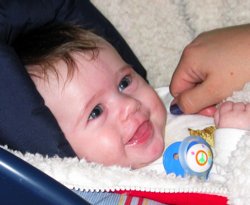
[118,75,132,92]
[88,105,103,120]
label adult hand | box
[170,24,250,115]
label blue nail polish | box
[170,104,183,115]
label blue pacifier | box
[163,136,213,179]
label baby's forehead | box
[30,41,126,85]
[74,42,125,66]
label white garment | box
[139,87,246,180]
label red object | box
[116,190,228,205]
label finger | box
[170,70,196,98]
[213,109,220,127]
[232,102,246,111]
[175,77,222,114]
[198,105,217,117]
[170,53,202,98]
[246,103,250,111]
[218,101,233,114]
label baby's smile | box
[126,120,154,146]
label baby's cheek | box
[150,101,166,129]
[154,99,167,125]
[93,135,126,165]
[151,135,165,159]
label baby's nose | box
[119,97,141,121]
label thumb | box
[175,80,220,114]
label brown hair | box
[13,23,103,80]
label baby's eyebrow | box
[116,64,133,76]
[120,64,132,71]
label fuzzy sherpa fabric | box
[91,0,250,87]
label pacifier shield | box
[163,142,184,177]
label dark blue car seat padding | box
[0,44,75,156]
[0,0,147,157]
[0,147,90,205]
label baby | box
[14,23,166,169]
[14,23,249,174]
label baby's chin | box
[131,154,163,169]
[131,141,165,169]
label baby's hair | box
[13,23,103,80]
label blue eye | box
[118,75,132,91]
[88,105,103,120]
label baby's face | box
[31,43,166,168]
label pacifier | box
[163,136,213,179]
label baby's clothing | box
[139,87,247,180]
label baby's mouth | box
[126,120,153,146]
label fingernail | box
[170,104,183,115]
